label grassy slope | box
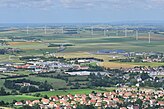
[0,95,40,103]
[8,76,67,90]
[26,76,67,89]
[0,89,110,103]
[33,89,107,97]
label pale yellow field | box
[0,107,13,109]
[8,41,41,46]
[57,52,112,62]
[138,35,164,41]
[99,62,136,69]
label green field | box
[26,76,67,89]
[8,76,67,90]
[0,79,11,92]
[0,95,40,103]
[0,89,110,103]
[33,89,108,97]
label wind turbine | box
[136,30,139,40]
[26,26,29,34]
[91,26,94,36]
[44,25,47,35]
[61,27,64,34]
[77,27,80,34]
[148,31,151,43]
[116,28,119,36]
[125,28,127,37]
[104,27,106,37]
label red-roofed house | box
[15,102,23,106]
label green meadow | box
[0,95,40,103]
[0,89,109,103]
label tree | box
[18,104,40,109]
[74,82,80,89]
[34,93,41,97]
[140,73,150,80]
[0,100,5,106]
[11,89,18,95]
[12,100,17,104]
[32,104,41,109]
[0,87,6,95]
[18,105,32,109]
[43,95,48,99]
[135,99,143,107]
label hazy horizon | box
[0,0,163,23]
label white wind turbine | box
[116,28,119,36]
[148,31,151,43]
[61,27,64,34]
[91,26,94,36]
[104,27,106,37]
[26,26,29,34]
[136,30,139,40]
[125,27,127,37]
[44,25,47,35]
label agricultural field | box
[32,89,108,97]
[8,76,67,90]
[0,95,40,103]
[99,62,136,69]
[0,89,109,103]
[99,62,164,69]
[0,30,164,69]
[26,76,67,89]
[1,28,164,62]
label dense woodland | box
[4,79,52,93]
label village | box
[14,88,164,109]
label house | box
[127,105,133,109]
[48,102,55,108]
[95,102,102,107]
[0,67,7,72]
[15,102,23,106]
[89,99,96,104]
[123,92,132,98]
[133,105,139,109]
[120,107,127,109]
[50,96,59,101]
[25,100,32,105]
[41,98,49,105]
[32,100,40,105]
[113,98,120,102]
[158,101,164,106]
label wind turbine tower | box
[116,28,119,36]
[77,27,80,34]
[136,30,139,40]
[44,25,47,35]
[91,26,94,36]
[104,27,106,37]
[61,27,64,34]
[26,26,29,34]
[125,28,127,37]
[148,31,151,43]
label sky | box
[0,0,164,23]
